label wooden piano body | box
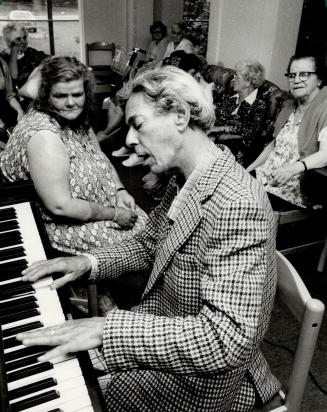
[0,182,106,412]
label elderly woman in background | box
[247,53,327,209]
[210,59,270,167]
[0,56,147,255]
[143,21,169,69]
[0,56,24,149]
[0,23,48,92]
[163,21,194,59]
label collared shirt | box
[167,141,218,222]
[231,88,258,115]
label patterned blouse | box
[0,109,147,254]
[256,112,327,208]
[214,90,270,167]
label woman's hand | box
[116,206,138,229]
[117,189,135,211]
[17,110,24,122]
[16,317,105,362]
[21,255,92,290]
[271,162,303,186]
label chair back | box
[85,41,116,68]
[275,250,325,412]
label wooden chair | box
[254,251,325,411]
[85,41,116,71]
[275,206,327,272]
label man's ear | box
[175,108,190,132]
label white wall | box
[207,0,304,89]
[81,0,153,64]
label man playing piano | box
[17,66,280,411]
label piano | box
[0,187,106,412]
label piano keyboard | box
[0,202,103,412]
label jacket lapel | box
[142,145,234,297]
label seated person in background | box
[0,23,48,107]
[163,21,194,59]
[17,65,280,412]
[210,60,270,167]
[0,56,24,149]
[247,53,327,210]
[168,49,187,67]
[142,21,169,69]
[0,56,147,255]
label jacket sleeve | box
[90,182,176,281]
[101,196,276,376]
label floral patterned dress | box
[256,112,305,207]
[0,109,147,254]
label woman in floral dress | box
[247,53,327,209]
[0,56,147,255]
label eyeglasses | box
[284,71,316,81]
[14,35,27,42]
[171,30,182,35]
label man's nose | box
[125,127,138,148]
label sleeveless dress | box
[0,109,147,254]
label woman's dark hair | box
[287,53,326,85]
[34,56,95,131]
[170,50,187,61]
[150,21,167,37]
[178,53,204,74]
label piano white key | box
[1,202,99,411]
[7,202,47,264]
[0,276,53,287]
[8,358,83,391]
[5,352,73,371]
[2,287,66,331]
[9,375,87,404]
[11,385,92,412]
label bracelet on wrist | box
[300,160,307,172]
[112,205,119,223]
[117,187,126,192]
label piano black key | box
[0,295,37,313]
[0,299,38,317]
[9,377,57,401]
[0,231,22,249]
[0,207,16,221]
[11,381,59,406]
[0,258,28,272]
[0,220,19,233]
[1,307,40,325]
[3,336,21,350]
[0,260,29,282]
[10,389,59,412]
[2,320,43,338]
[0,246,25,262]
[5,345,50,363]
[0,228,21,238]
[5,353,45,372]
[0,281,33,300]
[7,361,53,383]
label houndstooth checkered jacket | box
[91,145,280,411]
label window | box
[183,0,210,56]
[0,0,80,57]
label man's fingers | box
[38,344,70,362]
[50,272,76,289]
